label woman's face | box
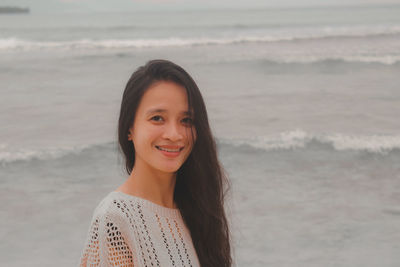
[128,81,197,174]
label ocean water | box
[1,5,400,267]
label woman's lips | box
[156,145,184,151]
[156,146,183,158]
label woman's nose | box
[162,122,183,141]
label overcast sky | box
[1,0,399,12]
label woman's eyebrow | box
[146,108,192,116]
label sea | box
[1,4,400,267]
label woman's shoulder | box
[90,190,183,223]
[89,191,132,224]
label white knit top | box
[79,191,201,267]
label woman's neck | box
[116,165,177,209]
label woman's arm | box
[79,214,134,267]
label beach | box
[1,5,400,266]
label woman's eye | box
[151,115,163,122]
[151,116,193,125]
[182,118,193,125]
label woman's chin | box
[157,165,181,174]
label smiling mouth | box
[155,146,184,152]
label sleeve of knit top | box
[79,210,134,267]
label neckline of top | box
[110,191,181,219]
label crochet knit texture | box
[79,191,200,267]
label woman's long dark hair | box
[117,59,232,267]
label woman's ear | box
[127,128,133,141]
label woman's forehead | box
[137,81,193,114]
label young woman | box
[79,59,232,267]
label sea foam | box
[222,130,400,155]
[1,25,399,51]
